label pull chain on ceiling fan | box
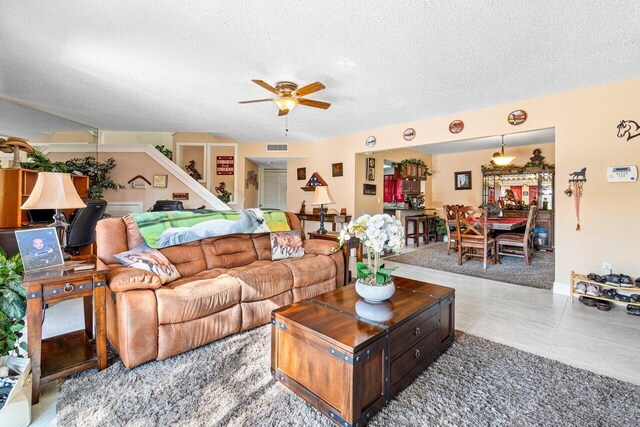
[239,80,331,116]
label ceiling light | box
[274,96,298,113]
[492,135,515,166]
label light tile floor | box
[30,246,640,426]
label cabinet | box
[401,179,421,194]
[0,169,89,228]
[394,164,428,181]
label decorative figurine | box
[299,200,306,214]
[185,160,203,181]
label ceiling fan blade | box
[238,98,274,104]
[278,109,289,116]
[293,81,325,97]
[298,98,331,109]
[251,79,280,94]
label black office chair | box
[151,200,185,211]
[65,199,107,255]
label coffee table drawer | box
[42,279,93,302]
[389,305,438,360]
[390,328,438,386]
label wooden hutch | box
[0,168,89,228]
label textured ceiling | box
[0,1,638,142]
[412,128,555,155]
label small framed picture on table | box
[15,228,65,272]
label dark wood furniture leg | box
[83,295,93,338]
[26,291,43,404]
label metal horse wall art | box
[617,120,640,141]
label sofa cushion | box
[201,234,258,269]
[252,233,272,261]
[270,230,305,260]
[240,291,292,331]
[227,260,293,302]
[280,254,336,288]
[114,243,181,284]
[159,242,206,277]
[156,274,241,324]
[107,267,162,292]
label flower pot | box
[355,279,395,303]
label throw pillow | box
[114,243,181,284]
[270,230,305,260]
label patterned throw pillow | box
[270,231,305,260]
[114,243,181,284]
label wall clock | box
[449,120,464,134]
[508,110,527,125]
[403,128,416,141]
[365,136,377,148]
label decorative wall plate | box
[365,136,377,148]
[403,128,416,141]
[508,110,527,125]
[449,120,464,134]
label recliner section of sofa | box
[97,212,344,368]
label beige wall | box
[102,131,173,146]
[48,151,212,211]
[31,131,97,144]
[244,159,259,208]
[354,149,432,216]
[430,143,555,214]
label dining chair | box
[443,204,464,255]
[456,206,497,269]
[496,205,538,265]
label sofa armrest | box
[107,267,163,292]
[304,239,340,256]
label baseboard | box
[553,281,570,295]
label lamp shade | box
[274,96,298,112]
[21,172,87,210]
[311,186,335,206]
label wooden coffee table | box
[271,276,455,427]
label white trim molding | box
[553,281,570,295]
[43,144,231,210]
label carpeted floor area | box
[58,326,638,426]
[386,242,555,289]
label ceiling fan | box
[239,80,331,116]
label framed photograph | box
[454,171,472,190]
[363,184,377,195]
[366,158,376,181]
[153,174,168,188]
[15,228,64,272]
[297,167,306,181]
[332,162,343,177]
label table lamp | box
[311,186,335,234]
[21,172,87,254]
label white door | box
[260,169,287,210]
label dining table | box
[446,217,527,231]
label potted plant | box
[0,248,27,357]
[338,214,404,303]
[391,158,433,179]
[433,214,447,242]
[65,156,125,199]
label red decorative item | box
[508,109,528,125]
[573,182,582,231]
[449,120,464,134]
[216,156,234,175]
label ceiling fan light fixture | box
[492,135,515,166]
[274,96,298,112]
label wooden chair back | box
[525,205,538,244]
[456,206,489,240]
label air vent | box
[266,143,289,152]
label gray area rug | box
[386,242,555,289]
[58,326,638,426]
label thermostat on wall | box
[607,166,637,182]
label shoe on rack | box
[635,277,640,288]
[579,296,597,307]
[627,304,640,316]
[630,294,640,303]
[605,274,621,284]
[602,289,618,299]
[596,300,612,311]
[575,282,588,294]
[587,273,607,283]
[620,274,633,286]
[586,284,602,297]
[615,294,632,303]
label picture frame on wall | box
[363,184,376,195]
[366,158,376,181]
[332,162,343,177]
[297,167,306,181]
[153,174,168,188]
[454,171,472,190]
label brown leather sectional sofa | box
[96,212,344,368]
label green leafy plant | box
[65,157,125,199]
[434,214,448,237]
[0,248,27,357]
[21,150,70,172]
[390,158,433,177]
[155,145,173,160]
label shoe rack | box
[570,271,640,307]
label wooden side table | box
[21,255,109,404]
[308,232,362,284]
